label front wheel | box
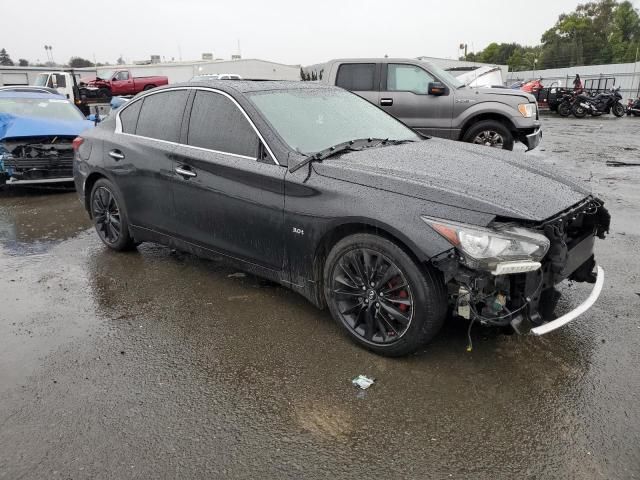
[462,120,514,150]
[572,104,587,118]
[323,234,447,356]
[90,178,137,251]
[612,102,625,117]
[558,102,572,117]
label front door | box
[171,89,286,271]
[378,63,454,138]
[110,71,134,95]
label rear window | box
[187,91,258,158]
[336,63,376,91]
[135,90,188,142]
[119,99,142,134]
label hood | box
[461,87,536,103]
[0,113,93,140]
[313,138,590,222]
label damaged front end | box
[0,136,75,185]
[427,197,610,334]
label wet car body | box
[0,91,93,186]
[74,81,609,355]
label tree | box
[68,56,94,68]
[300,67,305,81]
[0,48,14,66]
[18,58,29,67]
[116,55,125,65]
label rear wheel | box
[462,120,514,151]
[90,178,137,251]
[323,234,447,356]
[143,84,156,91]
[612,102,625,117]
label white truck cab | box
[33,72,81,100]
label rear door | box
[108,89,190,235]
[334,62,380,106]
[379,62,454,138]
[171,89,286,271]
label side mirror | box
[428,82,446,96]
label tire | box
[572,104,587,118]
[90,178,137,251]
[143,84,156,91]
[612,102,625,117]
[98,87,112,100]
[323,234,447,356]
[558,102,572,117]
[462,120,514,151]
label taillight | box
[72,137,84,151]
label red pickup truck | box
[86,69,168,97]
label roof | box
[0,91,68,100]
[162,79,331,94]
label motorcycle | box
[572,86,625,118]
[627,97,640,116]
[557,92,576,117]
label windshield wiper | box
[290,138,413,174]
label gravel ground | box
[1,114,639,479]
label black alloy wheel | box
[558,102,572,117]
[90,178,137,251]
[324,234,447,356]
[330,247,414,344]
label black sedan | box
[73,81,609,356]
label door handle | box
[175,166,197,178]
[380,98,393,106]
[108,149,125,160]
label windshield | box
[424,62,465,89]
[98,70,115,80]
[34,74,49,87]
[0,97,85,122]
[248,88,420,154]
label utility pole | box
[633,46,639,97]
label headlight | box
[422,217,550,272]
[518,103,536,118]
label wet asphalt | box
[1,115,639,479]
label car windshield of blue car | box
[0,98,85,122]
[248,88,421,154]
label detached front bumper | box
[521,127,542,151]
[531,266,604,335]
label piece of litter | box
[352,375,375,390]
[227,272,246,278]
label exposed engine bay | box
[0,136,75,184]
[432,197,611,334]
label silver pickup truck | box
[321,58,542,151]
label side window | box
[386,64,435,94]
[119,99,143,134]
[187,91,258,158]
[54,74,66,88]
[46,76,54,88]
[335,63,375,91]
[136,90,188,142]
[115,71,129,81]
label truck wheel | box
[463,120,514,150]
[323,233,447,357]
[143,84,156,91]
[98,88,112,100]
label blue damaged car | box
[0,91,93,186]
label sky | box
[2,0,638,66]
